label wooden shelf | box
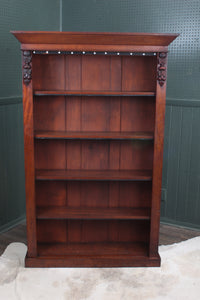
[34,90,156,96]
[27,242,160,267]
[35,169,152,181]
[37,207,151,220]
[34,131,154,140]
[38,242,149,257]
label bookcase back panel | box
[37,219,67,243]
[34,97,65,131]
[65,55,82,90]
[35,181,152,208]
[37,220,150,243]
[36,181,67,206]
[79,97,121,132]
[122,56,156,92]
[81,56,112,91]
[32,55,65,90]
[35,139,153,170]
[34,96,155,132]
[121,97,155,132]
[32,55,156,92]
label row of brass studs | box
[32,50,157,56]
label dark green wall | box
[0,0,60,232]
[1,0,200,232]
[62,0,200,229]
[62,0,200,99]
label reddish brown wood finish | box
[37,207,151,220]
[11,31,178,45]
[22,51,37,257]
[11,31,178,53]
[25,253,160,268]
[35,169,152,181]
[34,91,155,96]
[12,31,178,268]
[34,131,154,140]
[149,52,168,257]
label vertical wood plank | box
[121,97,155,132]
[122,56,156,92]
[109,141,120,170]
[108,182,120,241]
[35,181,66,207]
[65,97,81,131]
[120,140,153,170]
[110,56,121,91]
[66,140,81,169]
[149,53,167,257]
[37,220,67,243]
[66,55,82,90]
[82,56,110,91]
[22,51,37,257]
[35,140,65,170]
[34,96,65,131]
[32,54,65,90]
[109,97,121,131]
[81,141,109,170]
[81,181,109,207]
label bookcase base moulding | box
[12,31,178,268]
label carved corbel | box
[157,52,167,87]
[22,50,32,85]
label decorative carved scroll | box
[22,50,32,85]
[157,52,167,87]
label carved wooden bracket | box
[157,52,167,87]
[22,50,32,85]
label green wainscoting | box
[0,100,26,232]
[62,0,200,229]
[0,0,60,232]
[1,0,200,232]
[161,100,200,229]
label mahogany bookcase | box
[12,31,178,267]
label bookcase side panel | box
[150,52,168,257]
[22,50,37,257]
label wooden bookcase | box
[12,31,178,267]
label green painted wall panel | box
[0,102,25,227]
[0,0,60,232]
[62,0,200,228]
[165,106,183,220]
[187,108,200,224]
[162,103,200,228]
[0,0,60,97]
[160,105,171,217]
[175,107,193,222]
[62,0,200,101]
[1,0,200,231]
